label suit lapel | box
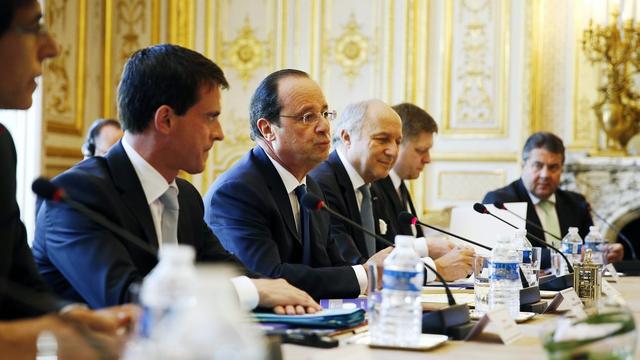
[106,142,160,248]
[254,147,301,244]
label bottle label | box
[522,250,532,264]
[562,243,582,254]
[489,262,520,281]
[382,269,422,291]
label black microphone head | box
[493,201,506,210]
[300,192,325,211]
[32,177,64,202]
[473,203,489,214]
[398,211,417,226]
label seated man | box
[33,45,319,315]
[310,100,472,281]
[372,103,473,280]
[81,118,123,158]
[205,69,390,300]
[482,131,623,263]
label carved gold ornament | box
[222,18,269,86]
[332,14,370,81]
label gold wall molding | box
[437,170,506,201]
[432,152,519,162]
[441,0,509,138]
[44,0,86,135]
[46,146,83,159]
[221,18,270,87]
[331,13,371,84]
[168,0,194,48]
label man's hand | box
[252,279,321,315]
[433,247,475,281]
[61,304,140,335]
[427,236,456,259]
[364,246,394,291]
[604,243,624,263]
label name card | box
[602,280,625,304]
[604,264,620,283]
[465,306,522,345]
[560,288,587,320]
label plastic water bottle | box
[561,227,583,272]
[138,244,197,339]
[371,235,424,347]
[584,226,605,265]
[489,234,521,319]
[515,229,536,287]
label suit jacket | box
[372,176,425,242]
[32,142,249,308]
[309,151,389,265]
[204,146,360,300]
[482,178,593,268]
[0,125,65,320]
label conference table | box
[282,276,640,359]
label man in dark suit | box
[482,131,623,263]
[372,103,473,280]
[0,1,138,355]
[310,100,472,281]
[33,45,319,315]
[205,70,391,300]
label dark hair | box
[117,44,229,134]
[522,131,565,163]
[82,118,121,157]
[249,69,309,140]
[392,103,438,143]
[1,0,35,36]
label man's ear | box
[340,129,351,147]
[153,105,174,134]
[257,118,276,141]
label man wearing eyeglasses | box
[482,131,623,263]
[204,69,391,300]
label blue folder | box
[253,308,365,329]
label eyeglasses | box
[12,21,49,37]
[279,110,337,125]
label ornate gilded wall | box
[42,0,612,225]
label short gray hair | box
[331,100,372,146]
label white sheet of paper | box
[561,288,587,320]
[449,202,528,254]
[605,264,620,282]
[602,280,625,304]
[465,306,522,344]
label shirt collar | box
[389,169,402,191]
[336,148,366,191]
[527,191,556,206]
[121,137,177,205]
[264,151,306,194]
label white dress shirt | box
[122,138,259,310]
[336,150,437,283]
[265,151,369,295]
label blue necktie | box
[294,185,311,266]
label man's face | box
[94,125,123,157]
[393,131,434,180]
[521,148,563,200]
[345,102,402,183]
[270,76,331,174]
[0,2,59,109]
[170,84,224,174]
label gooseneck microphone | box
[493,201,562,241]
[473,202,573,273]
[301,192,473,338]
[32,177,157,257]
[582,202,637,260]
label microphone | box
[493,201,561,241]
[398,211,547,313]
[32,177,158,257]
[301,192,473,339]
[582,202,637,260]
[473,203,574,291]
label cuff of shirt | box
[421,257,438,283]
[413,237,429,257]
[59,303,89,315]
[352,265,368,295]
[231,275,259,310]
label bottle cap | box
[159,244,196,263]
[515,228,527,238]
[568,227,579,234]
[589,225,599,233]
[394,235,414,247]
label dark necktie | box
[294,185,311,266]
[359,184,376,257]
